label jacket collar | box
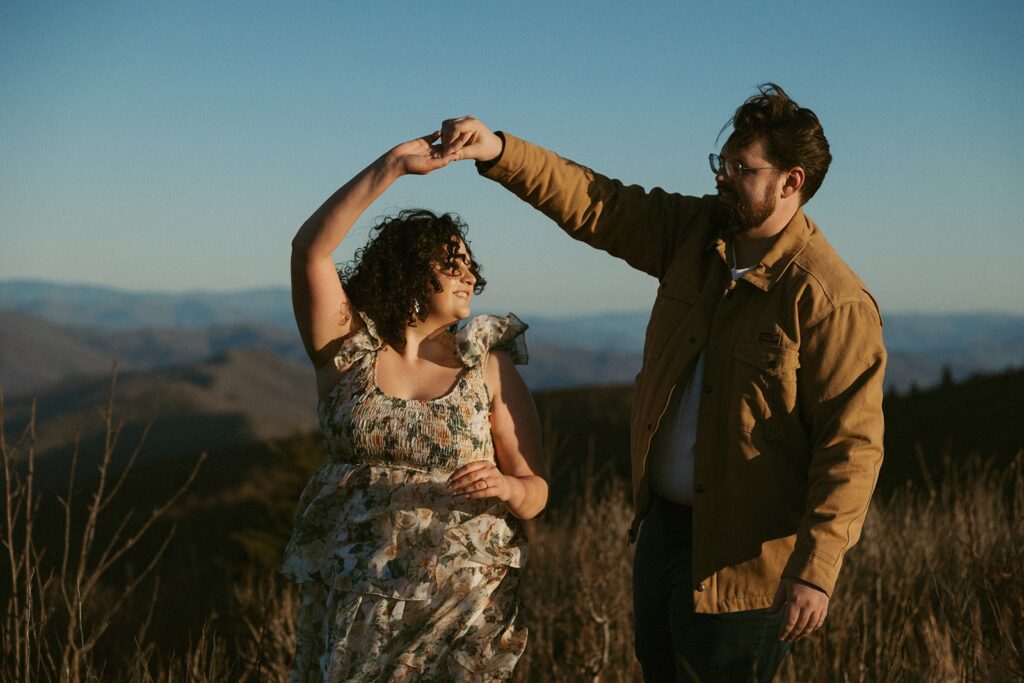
[710,208,815,292]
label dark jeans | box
[633,496,790,682]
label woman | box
[280,133,548,682]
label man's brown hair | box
[722,83,832,203]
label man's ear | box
[780,167,805,199]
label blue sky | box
[2,0,1022,316]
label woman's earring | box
[414,300,424,317]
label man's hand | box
[439,116,503,162]
[771,577,829,642]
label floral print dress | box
[280,313,530,682]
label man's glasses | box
[709,153,779,178]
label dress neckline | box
[370,349,473,404]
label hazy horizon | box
[4,277,1024,319]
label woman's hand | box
[448,460,516,502]
[386,132,455,176]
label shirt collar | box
[710,208,814,291]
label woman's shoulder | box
[455,313,528,368]
[326,310,383,371]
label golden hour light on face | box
[427,240,476,323]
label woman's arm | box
[291,133,454,368]
[449,351,548,519]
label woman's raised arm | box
[291,133,454,368]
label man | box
[439,84,886,682]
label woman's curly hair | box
[339,209,486,347]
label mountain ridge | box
[1,347,318,487]
[3,279,1023,395]
[5,278,1023,348]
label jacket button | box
[695,484,706,494]
[702,384,712,394]
[696,583,706,592]
[646,423,653,431]
[689,337,697,344]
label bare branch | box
[59,433,81,582]
[83,525,177,652]
[21,399,37,683]
[136,574,160,646]
[91,510,134,576]
[88,452,206,588]
[97,421,152,515]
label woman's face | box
[426,240,477,324]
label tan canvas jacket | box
[479,133,886,614]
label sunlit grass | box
[2,383,1021,681]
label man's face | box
[713,137,783,235]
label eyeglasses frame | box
[708,153,780,178]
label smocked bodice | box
[317,341,496,473]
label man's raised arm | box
[439,116,709,280]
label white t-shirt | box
[648,263,756,504]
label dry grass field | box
[2,380,1022,682]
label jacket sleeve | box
[783,298,887,595]
[478,132,708,280]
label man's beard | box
[713,182,776,236]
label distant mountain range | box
[0,279,297,329]
[0,308,642,397]
[3,279,1023,398]
[2,278,1022,493]
[0,344,316,486]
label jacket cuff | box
[476,131,524,180]
[782,551,841,597]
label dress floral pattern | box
[280,313,530,682]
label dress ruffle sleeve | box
[331,311,383,370]
[455,313,529,368]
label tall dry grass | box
[1,378,205,683]
[774,451,1024,682]
[2,381,1021,681]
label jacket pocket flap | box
[657,277,699,302]
[733,343,800,375]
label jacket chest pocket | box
[730,343,800,439]
[644,278,699,361]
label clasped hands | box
[384,117,502,176]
